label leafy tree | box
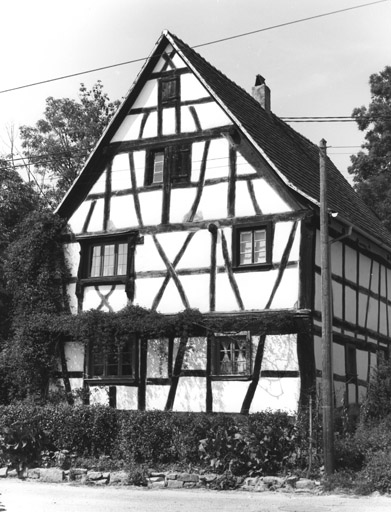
[348,66,391,231]
[19,81,120,204]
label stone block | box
[177,473,199,482]
[149,480,166,488]
[200,473,217,484]
[295,478,315,490]
[91,479,108,486]
[167,480,184,488]
[244,477,259,487]
[27,468,40,479]
[262,476,285,486]
[0,467,8,478]
[286,475,299,488]
[254,482,269,492]
[7,469,18,478]
[149,476,165,483]
[72,468,88,476]
[166,473,177,480]
[110,471,129,485]
[40,468,64,483]
[87,471,103,481]
[183,482,198,488]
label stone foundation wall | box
[0,466,319,492]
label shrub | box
[0,404,307,476]
[359,451,391,494]
[198,410,303,475]
[361,358,391,422]
[334,434,365,471]
[0,420,53,474]
[353,414,391,457]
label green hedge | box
[0,403,306,475]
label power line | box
[193,0,390,49]
[282,115,391,123]
[0,0,388,95]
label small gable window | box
[145,144,191,186]
[232,223,272,270]
[211,333,251,377]
[90,242,128,277]
[160,76,179,105]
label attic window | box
[232,223,273,270]
[145,144,191,186]
[160,76,179,105]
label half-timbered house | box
[56,30,391,413]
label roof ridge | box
[167,31,257,104]
[168,31,326,168]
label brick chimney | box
[252,74,271,113]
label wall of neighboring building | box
[313,225,391,407]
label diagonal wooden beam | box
[151,232,195,311]
[129,152,144,228]
[165,335,188,410]
[161,49,177,72]
[186,140,210,222]
[265,221,298,309]
[220,230,244,310]
[188,106,202,131]
[241,333,266,414]
[138,112,150,139]
[247,179,262,215]
[95,285,116,312]
[152,234,190,309]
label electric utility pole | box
[319,139,334,475]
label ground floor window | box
[89,336,137,380]
[212,332,251,377]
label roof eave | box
[56,32,170,219]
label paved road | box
[1,479,391,512]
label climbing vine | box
[0,211,71,403]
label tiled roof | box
[168,32,391,248]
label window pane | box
[234,339,248,374]
[116,244,128,275]
[90,246,102,277]
[219,339,232,375]
[153,152,164,183]
[239,231,253,265]
[120,338,133,376]
[218,337,248,375]
[106,350,118,376]
[102,245,115,276]
[253,230,266,263]
[92,349,104,376]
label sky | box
[0,0,390,182]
